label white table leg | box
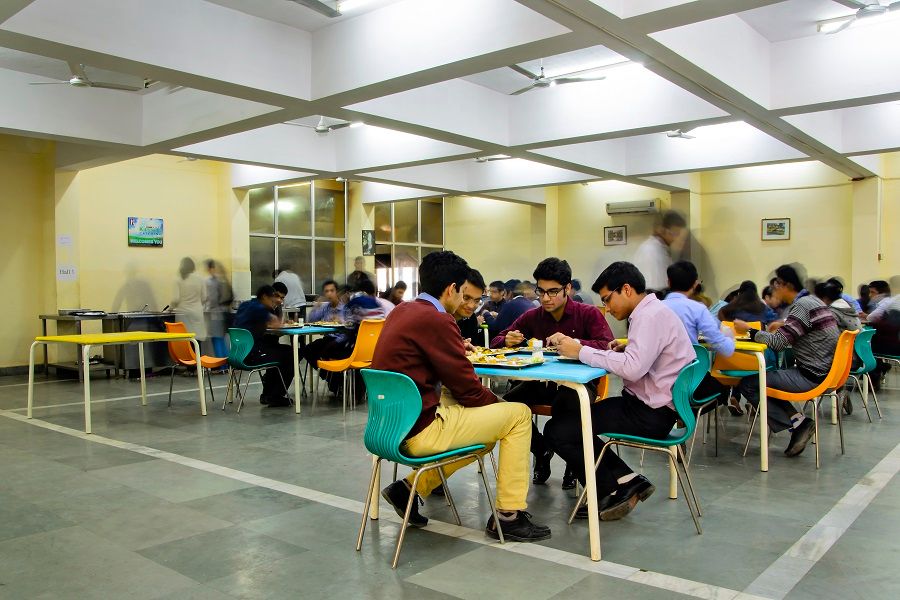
[83,344,93,434]
[293,335,301,415]
[138,342,147,405]
[27,341,39,419]
[756,351,768,472]
[565,382,601,561]
[190,339,207,416]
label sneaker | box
[839,389,852,415]
[532,450,553,485]
[381,480,428,528]
[561,466,577,490]
[785,418,815,457]
[485,511,551,542]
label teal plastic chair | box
[224,328,287,413]
[356,369,504,568]
[567,359,703,534]
[848,328,883,422]
[687,344,723,465]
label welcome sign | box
[127,217,164,247]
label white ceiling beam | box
[0,0,36,23]
[625,0,788,34]
[352,181,444,204]
[231,164,315,189]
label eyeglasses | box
[600,287,622,306]
[535,287,564,298]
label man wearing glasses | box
[491,258,614,489]
[546,261,694,521]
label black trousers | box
[503,380,597,457]
[695,372,728,412]
[303,335,353,393]
[544,391,677,497]
[247,340,294,398]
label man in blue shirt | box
[663,261,735,403]
[233,285,293,407]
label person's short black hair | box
[356,278,376,296]
[666,260,698,292]
[533,257,572,286]
[592,261,646,295]
[870,280,891,295]
[322,279,338,291]
[272,281,288,295]
[205,259,216,270]
[815,280,843,304]
[419,251,470,298]
[256,284,275,299]
[504,279,521,294]
[489,280,505,291]
[661,210,687,229]
[572,279,582,292]
[466,268,486,292]
[762,285,774,299]
[394,280,408,290]
[775,264,803,292]
[825,277,844,293]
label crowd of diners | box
[227,246,898,542]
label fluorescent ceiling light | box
[339,0,377,13]
[349,121,364,128]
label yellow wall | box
[0,135,55,369]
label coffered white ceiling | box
[1,0,899,203]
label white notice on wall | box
[57,234,73,247]
[57,265,77,281]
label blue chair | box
[225,328,288,413]
[849,328,883,422]
[567,359,703,534]
[687,344,723,465]
[356,369,504,568]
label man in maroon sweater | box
[372,251,550,542]
[492,258,614,489]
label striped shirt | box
[753,295,839,381]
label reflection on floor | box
[0,370,897,599]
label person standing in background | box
[631,210,687,293]
[203,259,228,359]
[274,262,306,309]
[171,257,208,347]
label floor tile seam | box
[8,384,233,413]
[742,441,900,600]
[0,379,75,388]
[0,408,768,600]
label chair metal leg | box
[813,399,820,469]
[687,410,701,466]
[392,462,398,482]
[168,365,177,407]
[357,456,381,551]
[850,376,873,423]
[867,374,883,419]
[568,443,610,524]
[677,444,702,517]
[205,368,216,405]
[670,451,702,535]
[713,405,719,457]
[475,455,504,544]
[835,393,845,455]
[743,406,759,457]
[392,469,425,569]
[437,468,461,525]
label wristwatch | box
[746,328,759,341]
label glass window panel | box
[248,187,275,234]
[375,244,392,293]
[249,236,276,295]
[277,183,312,237]
[421,199,443,245]
[314,180,345,238]
[374,204,392,243]
[393,200,418,244]
[314,240,346,291]
[278,238,312,297]
[394,245,419,298]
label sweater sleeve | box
[431,315,497,407]
[490,309,531,348]
[579,306,615,349]
[754,301,809,351]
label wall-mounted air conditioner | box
[605,199,659,215]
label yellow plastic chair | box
[743,330,859,469]
[318,319,384,415]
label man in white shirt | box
[274,266,306,309]
[631,210,687,292]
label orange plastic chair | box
[164,321,227,407]
[317,319,384,415]
[743,329,858,469]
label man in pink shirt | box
[547,261,694,521]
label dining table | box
[266,323,344,414]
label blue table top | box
[473,356,606,383]
[268,326,340,335]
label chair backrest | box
[349,319,385,364]
[359,369,422,463]
[827,329,859,390]
[691,344,711,391]
[164,321,196,364]
[670,359,701,443]
[226,328,256,369]
[852,327,878,374]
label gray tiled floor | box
[1,371,898,599]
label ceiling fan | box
[29,62,147,91]
[666,128,695,139]
[283,116,354,134]
[819,0,899,34]
[507,61,607,96]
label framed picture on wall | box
[127,217,164,247]
[604,225,627,246]
[761,218,790,241]
[361,229,376,256]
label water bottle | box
[532,339,544,361]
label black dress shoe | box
[431,484,445,497]
[485,511,551,542]
[576,475,655,520]
[263,396,292,407]
[561,466,577,490]
[381,480,428,528]
[785,418,815,457]
[532,450,553,485]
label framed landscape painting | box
[761,218,790,241]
